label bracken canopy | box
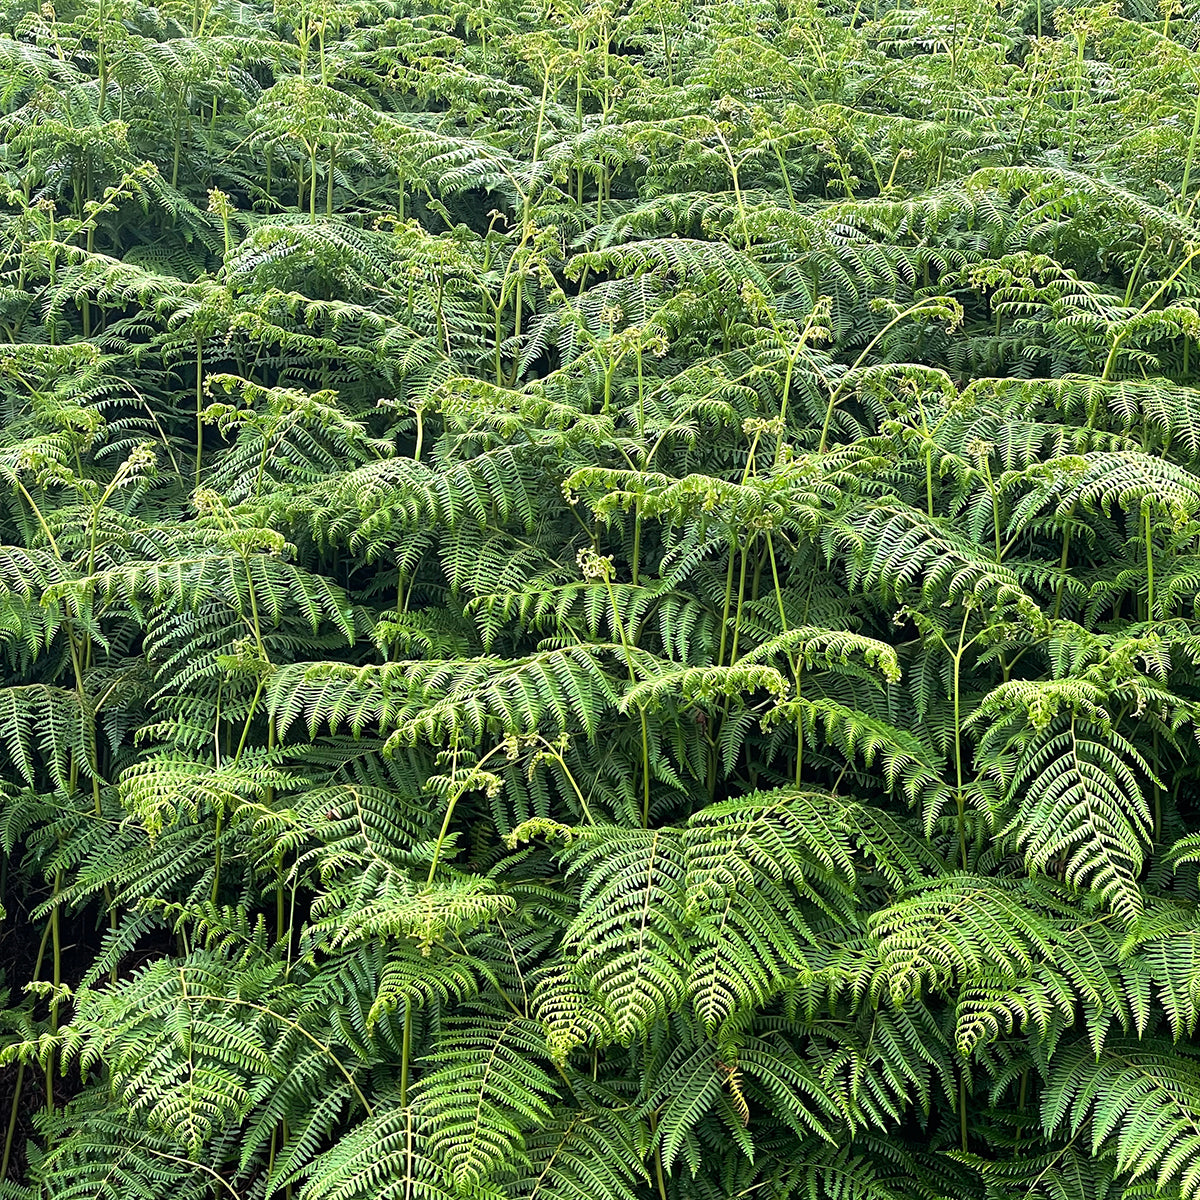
[1,0,1200,1197]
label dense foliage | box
[3,0,1200,1195]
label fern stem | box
[6,473,62,557]
[818,299,955,453]
[959,1067,969,1152]
[600,572,652,824]
[405,1108,415,1200]
[775,344,799,465]
[647,1109,670,1200]
[1151,730,1163,842]
[309,146,318,220]
[96,0,108,115]
[2,911,55,1181]
[716,542,737,669]
[1182,78,1200,214]
[1123,233,1152,307]
[653,1144,669,1200]
[233,676,267,764]
[0,1063,23,1185]
[981,454,1001,563]
[727,538,751,666]
[766,533,804,784]
[1011,49,1048,164]
[140,1149,245,1198]
[639,710,652,825]
[195,338,204,490]
[211,805,224,905]
[509,275,524,387]
[1053,519,1072,620]
[951,610,970,870]
[1144,503,1156,620]
[1102,247,1200,381]
[427,742,506,883]
[194,993,374,1115]
[275,852,286,945]
[1066,30,1086,163]
[46,866,63,1113]
[535,737,594,824]
[428,741,462,885]
[494,297,504,384]
[711,125,750,249]
[711,536,757,779]
[400,997,412,1107]
[773,142,796,207]
[631,510,642,588]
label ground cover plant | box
[2,0,1200,1196]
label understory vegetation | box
[4,0,1200,1195]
